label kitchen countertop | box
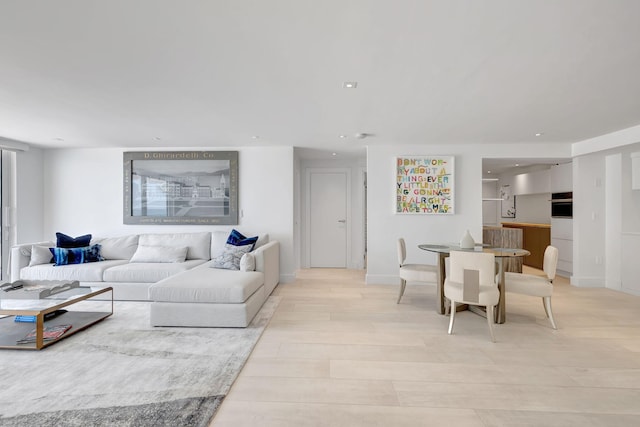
[501,222,551,229]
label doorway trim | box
[304,167,352,268]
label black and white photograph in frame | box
[123,151,238,225]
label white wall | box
[572,152,607,287]
[12,141,581,288]
[572,123,640,285]
[595,141,640,295]
[15,149,44,244]
[605,153,621,291]
[293,150,302,270]
[365,143,570,285]
[3,149,45,280]
[37,146,296,282]
[571,142,640,294]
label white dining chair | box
[503,245,559,329]
[397,238,437,303]
[444,251,499,342]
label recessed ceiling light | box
[487,171,492,174]
[342,81,358,89]
[515,164,520,167]
[251,135,260,139]
[332,152,337,156]
[339,135,347,139]
[535,133,543,137]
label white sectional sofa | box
[9,231,280,327]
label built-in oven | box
[551,191,573,218]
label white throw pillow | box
[254,234,269,250]
[239,253,256,272]
[139,232,210,260]
[29,245,53,266]
[129,245,188,263]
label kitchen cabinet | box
[551,217,573,275]
[501,222,551,270]
[550,163,572,193]
[511,169,551,196]
[549,163,573,275]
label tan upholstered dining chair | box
[503,245,559,329]
[445,250,499,342]
[397,238,437,303]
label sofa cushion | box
[103,259,206,283]
[129,245,188,263]
[139,232,210,260]
[91,235,139,260]
[29,245,54,266]
[56,232,92,248]
[150,265,264,304]
[20,260,128,282]
[211,231,229,258]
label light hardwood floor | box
[211,268,640,426]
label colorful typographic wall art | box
[396,156,455,214]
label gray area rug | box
[0,296,280,427]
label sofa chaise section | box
[149,240,280,327]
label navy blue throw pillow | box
[56,232,92,248]
[226,229,258,250]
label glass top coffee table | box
[0,286,113,350]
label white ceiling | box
[2,0,640,162]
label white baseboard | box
[570,276,640,295]
[279,273,296,284]
[620,286,640,296]
[606,280,622,292]
[570,276,604,287]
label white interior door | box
[309,171,348,267]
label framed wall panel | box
[123,151,238,225]
[395,156,454,214]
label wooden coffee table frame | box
[0,286,113,350]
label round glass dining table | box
[418,244,530,324]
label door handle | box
[337,219,346,223]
